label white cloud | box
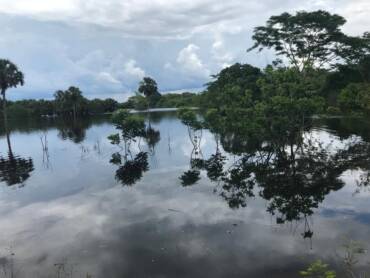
[212,36,234,69]
[177,44,210,78]
[97,72,120,84]
[123,59,145,80]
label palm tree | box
[0,59,24,151]
[138,77,160,110]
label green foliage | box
[54,86,88,118]
[177,108,203,130]
[203,63,262,109]
[2,97,118,119]
[203,65,325,145]
[249,10,347,71]
[338,83,370,114]
[0,59,24,93]
[107,133,120,145]
[111,109,146,140]
[87,98,118,114]
[300,260,336,278]
[123,95,148,110]
[326,106,341,115]
[155,92,201,108]
[257,66,327,99]
[0,59,25,127]
[121,92,201,110]
[338,32,370,71]
[111,109,131,126]
[6,103,31,118]
[138,77,161,108]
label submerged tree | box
[108,109,149,186]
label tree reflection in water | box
[179,115,361,245]
[108,110,151,186]
[114,152,149,186]
[144,127,161,154]
[0,133,34,187]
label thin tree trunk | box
[73,104,77,120]
[1,89,13,156]
[6,132,13,156]
[1,88,7,132]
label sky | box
[0,0,369,101]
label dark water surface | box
[0,113,370,277]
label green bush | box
[326,106,341,115]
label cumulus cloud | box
[123,59,145,80]
[177,44,210,78]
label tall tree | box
[0,59,24,154]
[138,77,160,109]
[0,59,24,130]
[248,10,347,72]
[54,86,85,119]
[337,32,370,82]
[68,86,84,120]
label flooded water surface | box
[0,112,370,277]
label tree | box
[54,86,86,118]
[138,77,161,109]
[337,33,370,82]
[248,10,347,72]
[68,86,84,119]
[0,59,24,131]
[204,63,262,109]
[109,109,146,157]
[338,83,370,114]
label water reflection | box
[144,127,161,154]
[113,151,149,186]
[1,113,370,277]
[57,119,91,143]
[180,122,351,228]
[0,133,34,187]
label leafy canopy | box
[0,59,24,93]
[138,77,159,98]
[248,10,346,71]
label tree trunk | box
[1,89,13,156]
[1,88,7,132]
[73,104,77,120]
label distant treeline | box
[1,95,119,119]
[0,90,202,119]
[121,92,201,110]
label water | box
[0,113,370,277]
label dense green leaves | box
[338,83,370,114]
[111,109,146,140]
[177,108,203,130]
[0,59,24,92]
[249,10,346,71]
[54,86,88,118]
[138,77,161,108]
